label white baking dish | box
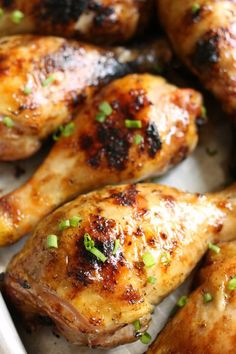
[0,104,232,353]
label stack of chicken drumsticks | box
[0,1,235,353]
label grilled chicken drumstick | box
[157,0,236,115]
[4,183,236,348]
[0,74,203,246]
[0,0,153,44]
[148,241,236,354]
[0,35,171,161]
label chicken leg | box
[157,0,236,115]
[4,182,236,348]
[0,0,153,44]
[148,240,236,354]
[0,35,172,161]
[0,73,203,246]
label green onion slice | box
[70,215,82,227]
[177,295,188,307]
[191,3,201,14]
[227,276,236,291]
[42,75,55,87]
[11,10,24,24]
[134,134,143,145]
[2,116,14,128]
[203,292,213,303]
[83,233,107,263]
[140,332,152,345]
[99,101,113,116]
[112,239,120,255]
[147,276,156,285]
[142,252,155,268]
[125,119,142,129]
[96,111,106,123]
[46,234,58,249]
[23,86,32,95]
[133,319,141,332]
[160,252,171,266]
[208,242,221,254]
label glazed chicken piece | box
[0,35,172,161]
[148,241,236,354]
[0,73,203,246]
[0,0,153,44]
[4,182,236,348]
[157,0,236,115]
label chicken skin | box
[0,74,203,246]
[148,241,236,354]
[0,0,153,44]
[4,182,236,348]
[157,0,236,115]
[0,35,172,161]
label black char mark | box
[111,185,138,207]
[69,215,122,291]
[84,123,131,171]
[39,0,90,24]
[192,30,220,69]
[88,1,115,27]
[146,122,162,158]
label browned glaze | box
[157,0,236,115]
[4,183,236,347]
[0,73,203,245]
[0,35,172,160]
[148,241,236,354]
[0,0,153,44]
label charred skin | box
[0,0,153,44]
[148,241,236,354]
[0,35,172,161]
[157,0,236,115]
[0,73,203,246]
[4,183,236,348]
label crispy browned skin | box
[157,0,236,115]
[0,0,153,44]
[0,35,172,161]
[148,241,236,354]
[0,74,203,246]
[4,183,236,348]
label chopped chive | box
[140,332,152,345]
[96,111,106,123]
[125,119,142,129]
[201,106,207,119]
[2,116,14,128]
[227,276,236,291]
[59,219,70,231]
[112,239,120,255]
[61,122,75,137]
[208,242,221,254]
[99,101,113,116]
[89,247,107,262]
[142,252,155,268]
[42,75,55,87]
[23,86,32,95]
[133,319,141,332]
[84,233,95,251]
[160,252,171,266]
[134,134,143,145]
[203,292,213,303]
[46,235,58,249]
[147,276,156,285]
[0,8,4,17]
[11,10,24,24]
[177,295,188,307]
[83,233,107,262]
[191,3,201,14]
[70,215,82,227]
